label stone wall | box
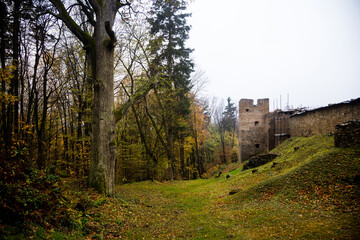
[289,98,360,137]
[239,99,269,162]
[238,97,360,162]
[334,120,360,147]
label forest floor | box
[2,134,360,239]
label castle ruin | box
[238,97,360,162]
[238,99,269,162]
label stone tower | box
[238,98,269,162]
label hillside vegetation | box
[2,134,360,239]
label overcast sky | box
[187,0,360,111]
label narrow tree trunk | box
[5,0,20,152]
[0,4,7,158]
[54,114,59,166]
[221,132,226,163]
[132,105,157,165]
[145,104,175,180]
[12,0,20,135]
[26,36,41,126]
[37,69,49,169]
[69,107,75,166]
[193,111,201,176]
[166,126,175,180]
[179,135,185,178]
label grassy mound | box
[238,135,360,202]
[227,135,360,239]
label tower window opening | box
[246,109,249,112]
[255,121,259,126]
[255,144,260,148]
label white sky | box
[187,0,360,111]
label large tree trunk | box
[48,0,132,195]
[88,5,116,195]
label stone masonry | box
[289,98,360,137]
[238,99,269,162]
[334,120,360,147]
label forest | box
[2,1,360,239]
[1,0,240,228]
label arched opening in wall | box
[246,109,249,112]
[254,121,259,126]
[255,144,260,148]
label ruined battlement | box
[239,99,269,111]
[238,99,269,162]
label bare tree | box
[213,99,226,163]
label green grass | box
[114,135,360,239]
[3,135,359,239]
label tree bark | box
[88,3,117,195]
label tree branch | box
[114,81,154,122]
[48,0,94,48]
[105,21,117,44]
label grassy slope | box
[115,135,360,239]
[5,135,359,239]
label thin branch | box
[76,0,96,26]
[87,0,100,14]
[36,10,61,21]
